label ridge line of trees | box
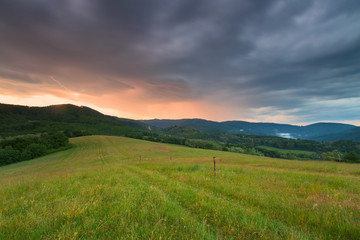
[0,132,70,166]
[125,129,360,162]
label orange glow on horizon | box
[1,78,359,126]
[0,81,233,121]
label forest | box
[0,132,70,166]
[1,103,359,164]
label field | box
[1,135,360,239]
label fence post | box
[213,156,216,176]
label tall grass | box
[0,136,359,239]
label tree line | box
[125,129,360,162]
[0,132,70,166]
[1,125,359,166]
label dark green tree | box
[22,144,47,160]
[343,151,360,163]
[0,146,21,165]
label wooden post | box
[213,156,216,176]
[139,155,141,161]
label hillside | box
[142,119,357,141]
[312,127,360,142]
[0,103,149,137]
[1,103,359,162]
[1,135,359,239]
[1,103,358,142]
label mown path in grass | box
[0,135,359,239]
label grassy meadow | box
[0,135,359,239]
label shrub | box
[22,144,47,160]
[0,147,21,165]
[343,151,360,163]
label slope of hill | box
[313,127,360,142]
[160,125,211,139]
[0,135,359,239]
[0,103,149,137]
[1,103,357,142]
[142,119,357,140]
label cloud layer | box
[1,0,360,124]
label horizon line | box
[1,101,359,127]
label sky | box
[1,0,360,125]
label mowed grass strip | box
[0,135,359,239]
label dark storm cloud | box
[0,68,36,83]
[1,0,360,122]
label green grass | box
[1,135,359,239]
[258,145,316,155]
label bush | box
[185,139,222,150]
[0,147,21,165]
[22,144,47,160]
[322,150,343,161]
[44,132,69,149]
[343,151,360,163]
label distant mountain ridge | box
[311,127,360,142]
[142,119,359,141]
[1,103,359,142]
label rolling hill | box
[142,118,358,141]
[0,135,359,239]
[0,103,149,137]
[312,126,360,142]
[1,103,358,144]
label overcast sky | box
[1,0,360,125]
